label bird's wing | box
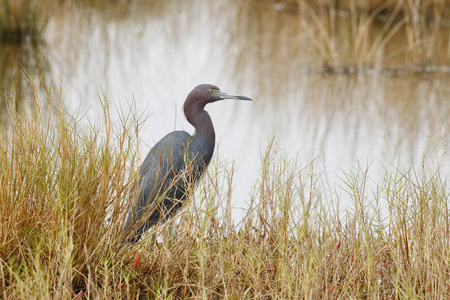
[123,131,192,236]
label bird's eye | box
[208,89,213,94]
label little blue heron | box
[123,84,252,244]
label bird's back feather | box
[123,130,213,243]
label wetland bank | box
[1,0,450,298]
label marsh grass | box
[296,0,450,72]
[0,85,139,297]
[1,85,450,298]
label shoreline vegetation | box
[242,0,450,75]
[1,83,449,298]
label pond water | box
[1,0,449,220]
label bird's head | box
[186,84,252,108]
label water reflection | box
[16,0,450,214]
[0,41,51,122]
[228,0,449,200]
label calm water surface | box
[2,0,449,219]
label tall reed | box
[297,0,450,70]
[0,83,138,297]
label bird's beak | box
[216,91,253,101]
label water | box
[1,0,449,219]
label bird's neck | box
[187,108,215,146]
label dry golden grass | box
[1,83,449,298]
[299,0,450,70]
[248,0,450,72]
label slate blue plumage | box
[123,84,252,244]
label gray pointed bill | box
[217,91,253,101]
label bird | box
[122,84,252,244]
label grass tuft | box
[0,82,138,298]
